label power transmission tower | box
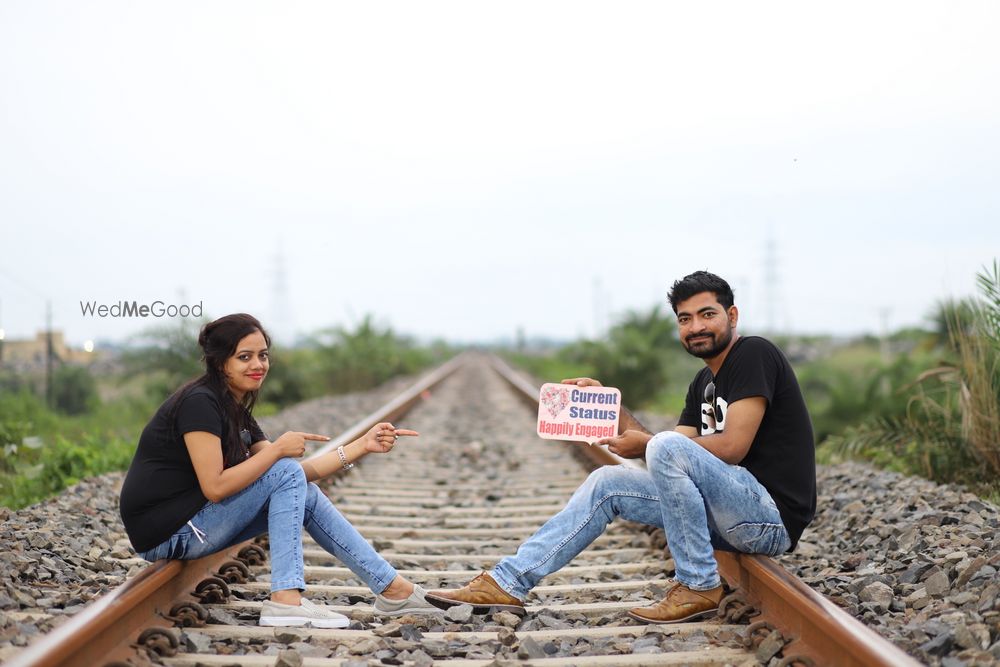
[763,235,785,334]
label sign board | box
[536,383,622,443]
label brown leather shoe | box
[627,581,724,624]
[424,572,526,616]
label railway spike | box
[165,600,209,628]
[745,620,789,662]
[236,543,267,566]
[134,626,179,658]
[216,559,252,584]
[192,576,231,604]
[744,619,779,649]
[719,591,758,623]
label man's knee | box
[646,431,699,473]
[581,464,633,498]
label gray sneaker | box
[374,584,441,616]
[259,597,351,628]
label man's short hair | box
[667,271,735,313]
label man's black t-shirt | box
[119,386,267,553]
[677,336,816,550]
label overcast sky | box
[1,1,997,348]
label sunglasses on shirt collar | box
[704,381,721,423]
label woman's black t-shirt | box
[677,336,816,550]
[119,386,266,553]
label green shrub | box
[311,316,440,394]
[797,349,939,442]
[52,365,100,415]
[0,385,141,508]
[0,431,134,509]
[503,306,700,412]
[121,319,205,403]
[822,260,1000,494]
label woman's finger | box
[393,429,420,437]
[302,433,331,441]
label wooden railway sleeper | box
[718,591,758,624]
[164,600,209,628]
[192,576,231,604]
[134,626,179,658]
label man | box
[426,271,816,624]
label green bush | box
[822,260,1000,494]
[0,387,141,508]
[52,365,100,415]
[0,431,134,509]
[310,316,440,394]
[796,349,939,442]
[121,319,205,403]
[503,306,700,412]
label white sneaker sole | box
[259,616,350,629]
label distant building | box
[0,330,97,372]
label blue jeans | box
[491,431,790,598]
[138,458,397,594]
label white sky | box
[1,1,998,347]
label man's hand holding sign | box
[537,377,653,459]
[558,378,653,459]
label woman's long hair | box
[167,314,271,468]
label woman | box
[119,313,436,628]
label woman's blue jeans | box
[138,458,397,594]
[491,431,791,598]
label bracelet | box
[337,445,354,470]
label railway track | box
[8,353,920,666]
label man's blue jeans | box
[138,458,397,594]
[491,431,791,598]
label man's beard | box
[682,326,734,359]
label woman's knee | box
[303,482,343,520]
[304,482,326,508]
[269,457,307,486]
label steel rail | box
[6,552,238,667]
[7,353,466,667]
[488,353,922,667]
